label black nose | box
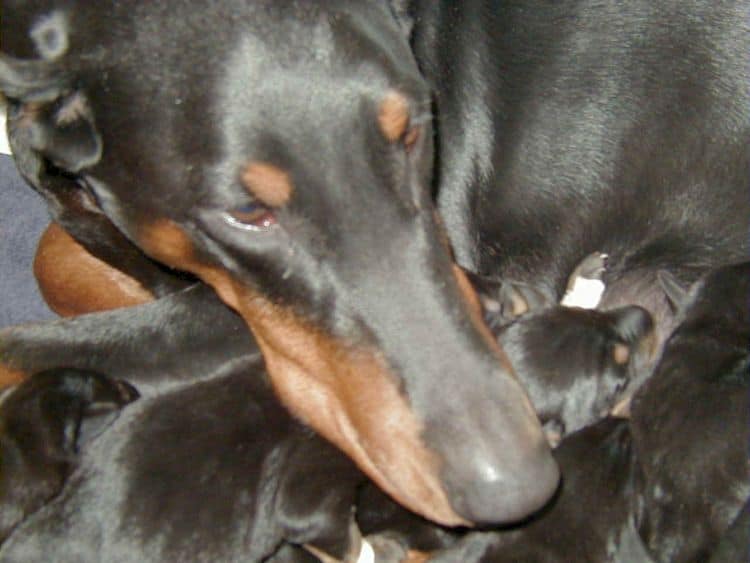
[446,436,560,524]
[427,374,561,525]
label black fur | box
[1,0,747,529]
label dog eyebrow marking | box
[378,90,410,142]
[240,162,294,208]
[138,219,196,269]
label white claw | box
[561,276,606,309]
[356,539,375,563]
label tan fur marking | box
[215,279,467,526]
[0,364,26,389]
[34,223,153,316]
[613,342,630,365]
[137,220,465,525]
[138,219,196,269]
[404,551,432,563]
[240,162,293,208]
[378,91,410,142]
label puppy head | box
[498,306,654,445]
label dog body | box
[0,368,136,543]
[417,1,749,287]
[430,418,652,562]
[1,0,558,525]
[629,262,750,562]
[0,287,387,562]
[1,0,748,527]
[497,305,653,445]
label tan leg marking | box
[34,223,153,316]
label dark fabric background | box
[0,154,55,327]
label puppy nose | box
[446,438,560,524]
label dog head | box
[1,1,557,525]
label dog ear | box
[0,54,70,102]
[607,306,654,365]
[1,53,102,174]
[657,269,689,312]
[9,90,103,172]
[609,306,653,344]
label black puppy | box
[0,368,136,542]
[429,418,652,562]
[629,262,750,562]
[497,305,653,446]
[0,286,443,562]
[472,254,654,445]
[2,0,747,527]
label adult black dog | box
[1,0,747,526]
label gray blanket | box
[0,155,55,327]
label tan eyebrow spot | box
[241,162,294,208]
[613,342,630,365]
[378,90,410,142]
[138,219,196,269]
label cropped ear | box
[657,270,689,312]
[0,53,101,175]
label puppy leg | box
[35,222,154,316]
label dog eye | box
[403,126,420,153]
[223,202,277,231]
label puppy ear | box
[608,306,655,365]
[1,54,101,173]
[0,369,138,540]
[657,270,689,312]
[609,305,654,344]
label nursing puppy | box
[0,368,136,542]
[473,254,655,445]
[429,418,652,562]
[497,305,653,445]
[629,262,750,562]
